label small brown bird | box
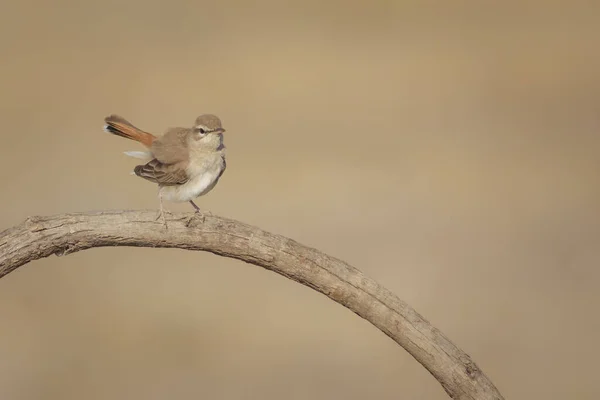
[103,114,226,226]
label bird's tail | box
[103,115,156,148]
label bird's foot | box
[155,209,169,230]
[185,209,212,227]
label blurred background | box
[0,1,599,399]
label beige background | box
[1,1,599,399]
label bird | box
[103,114,227,227]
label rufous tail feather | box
[103,115,156,148]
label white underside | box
[159,168,222,202]
[159,151,224,203]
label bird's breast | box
[186,150,225,180]
[160,151,225,202]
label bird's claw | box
[155,210,169,230]
[185,210,210,227]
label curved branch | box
[0,210,503,399]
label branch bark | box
[0,210,504,399]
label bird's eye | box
[199,128,206,134]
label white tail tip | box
[124,151,151,159]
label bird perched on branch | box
[103,114,226,227]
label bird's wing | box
[134,159,189,186]
[150,127,190,164]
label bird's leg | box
[155,192,168,229]
[186,200,209,226]
[191,200,212,218]
[189,200,201,213]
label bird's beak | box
[217,128,226,133]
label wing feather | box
[134,159,189,186]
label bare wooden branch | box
[0,210,504,399]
